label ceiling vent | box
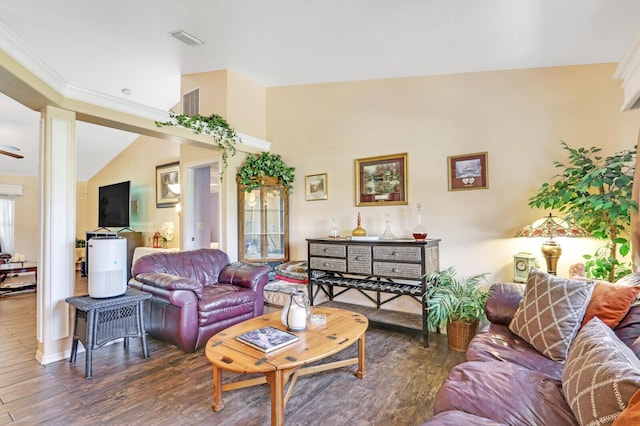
[182,89,199,116]
[171,30,204,46]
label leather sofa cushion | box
[197,284,256,326]
[466,323,564,380]
[615,306,640,357]
[484,282,525,325]
[198,284,257,311]
[218,262,272,289]
[424,410,508,425]
[434,360,577,425]
[135,272,203,299]
[132,248,230,287]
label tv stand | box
[85,230,142,281]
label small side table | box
[66,288,151,378]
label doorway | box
[182,160,221,251]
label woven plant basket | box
[446,319,479,352]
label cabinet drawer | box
[309,243,346,258]
[373,246,422,262]
[373,262,422,279]
[347,246,372,274]
[310,257,347,273]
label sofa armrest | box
[219,262,271,291]
[134,272,204,299]
[485,282,525,325]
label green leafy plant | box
[424,267,488,329]
[528,141,637,282]
[237,151,296,192]
[155,112,240,177]
[75,238,86,248]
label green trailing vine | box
[237,151,296,192]
[155,112,240,177]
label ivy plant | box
[528,141,637,282]
[237,151,296,192]
[155,112,240,177]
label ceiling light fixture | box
[121,88,132,96]
[0,145,23,159]
[171,30,204,46]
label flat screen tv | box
[98,181,131,229]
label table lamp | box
[515,213,590,275]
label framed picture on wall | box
[305,173,328,201]
[355,153,408,206]
[156,162,180,207]
[447,152,488,191]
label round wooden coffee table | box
[205,306,368,426]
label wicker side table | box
[66,288,151,378]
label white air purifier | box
[88,236,127,298]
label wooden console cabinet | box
[307,237,440,346]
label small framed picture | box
[305,173,328,201]
[355,153,408,206]
[156,162,180,207]
[447,152,488,191]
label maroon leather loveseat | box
[128,248,271,353]
[424,280,640,425]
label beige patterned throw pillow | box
[509,268,594,362]
[563,317,640,426]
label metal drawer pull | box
[323,248,329,252]
[355,256,362,260]
[392,268,401,273]
[392,252,399,256]
[323,262,329,267]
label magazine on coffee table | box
[236,326,299,353]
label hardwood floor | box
[0,274,465,425]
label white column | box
[36,106,76,364]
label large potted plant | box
[424,267,488,352]
[528,142,637,281]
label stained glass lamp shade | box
[515,213,590,275]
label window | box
[0,195,15,253]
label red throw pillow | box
[613,388,640,425]
[581,282,640,328]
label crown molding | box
[0,22,271,151]
[0,22,67,94]
[63,84,170,122]
[615,28,640,111]
[237,132,270,151]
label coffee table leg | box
[357,333,367,379]
[212,364,224,411]
[266,370,285,426]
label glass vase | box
[281,289,311,331]
[329,217,340,238]
[413,203,428,241]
